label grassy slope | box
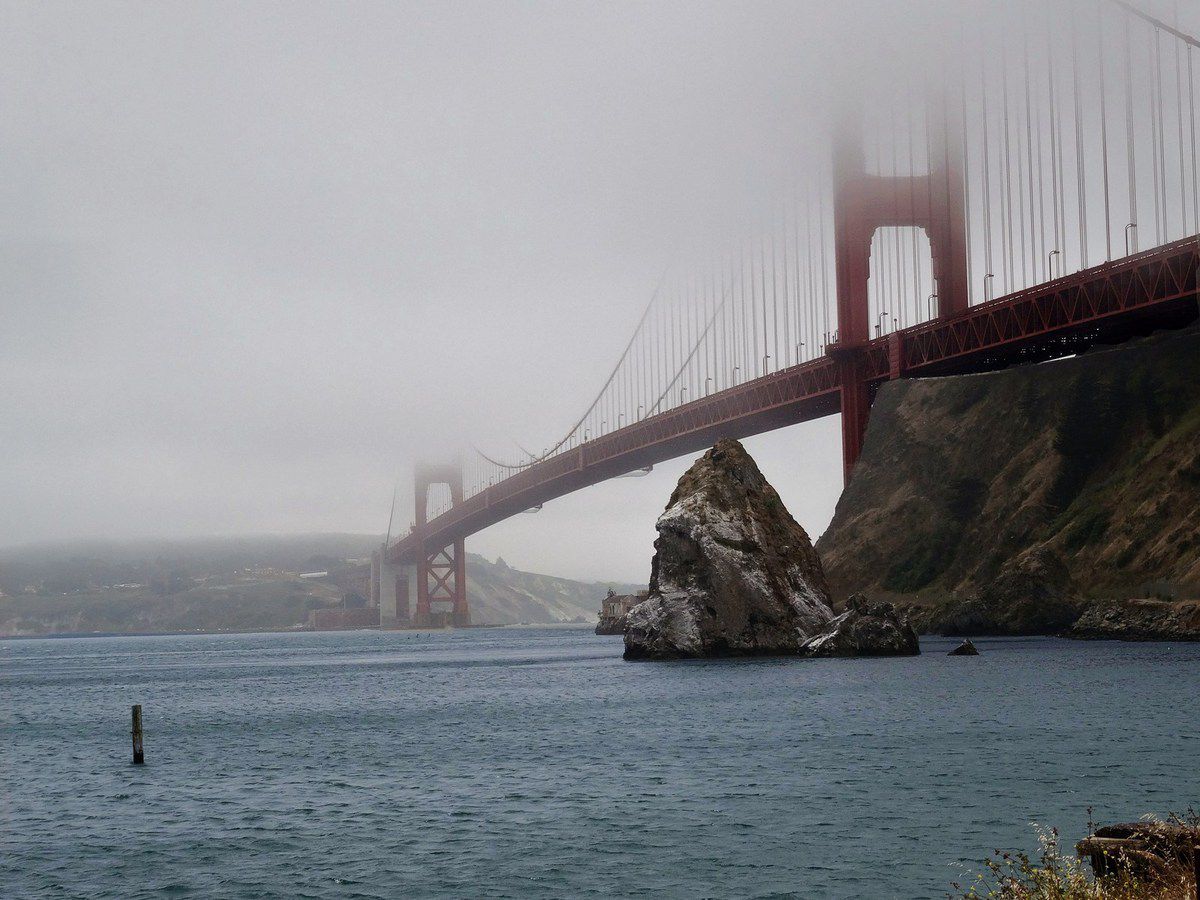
[817,325,1200,605]
[465,555,643,625]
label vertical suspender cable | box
[722,259,731,389]
[794,184,804,361]
[690,269,698,397]
[1047,7,1064,276]
[712,259,719,391]
[1031,8,1049,276]
[1174,2,1187,235]
[760,228,769,370]
[981,32,995,297]
[780,198,791,367]
[961,40,974,305]
[905,74,918,325]
[878,111,888,329]
[711,259,718,387]
[1125,7,1138,252]
[771,208,780,369]
[674,278,680,398]
[748,238,758,377]
[1000,23,1016,294]
[803,187,815,357]
[889,96,902,330]
[1151,27,1165,243]
[1190,42,1198,234]
[800,186,810,362]
[1072,0,1088,269]
[640,306,646,417]
[910,91,921,326]
[737,243,746,382]
[1099,2,1113,260]
[1022,3,1037,285]
[818,175,830,342]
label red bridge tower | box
[832,100,968,480]
[413,462,471,628]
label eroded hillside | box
[817,326,1200,608]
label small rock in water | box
[800,593,920,657]
[623,438,833,660]
[948,638,979,656]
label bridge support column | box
[379,559,413,627]
[838,366,872,485]
[413,462,471,628]
[369,551,381,608]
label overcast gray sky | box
[3,0,1194,583]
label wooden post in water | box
[131,704,144,765]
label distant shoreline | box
[0,621,603,641]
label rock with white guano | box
[623,439,833,660]
[800,593,921,657]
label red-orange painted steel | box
[831,105,969,474]
[389,237,1198,568]
[413,463,471,627]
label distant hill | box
[0,534,642,636]
[465,554,642,625]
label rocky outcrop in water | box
[595,590,645,635]
[948,638,979,655]
[1069,598,1200,641]
[623,439,833,660]
[800,594,920,657]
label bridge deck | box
[388,236,1199,565]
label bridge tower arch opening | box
[867,227,937,335]
[414,462,470,628]
[832,98,968,481]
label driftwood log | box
[1076,822,1199,890]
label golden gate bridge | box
[373,0,1200,628]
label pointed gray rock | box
[624,439,833,660]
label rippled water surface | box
[2,628,1198,898]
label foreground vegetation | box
[953,815,1199,899]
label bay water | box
[2,628,1197,898]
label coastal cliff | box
[816,325,1200,639]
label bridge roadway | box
[387,235,1199,566]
